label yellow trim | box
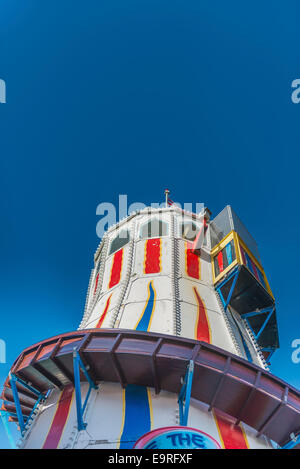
[212,409,250,449]
[233,231,242,265]
[143,239,148,274]
[240,423,250,449]
[147,282,157,331]
[212,409,225,449]
[213,259,239,284]
[210,230,274,299]
[211,231,236,283]
[116,388,126,449]
[147,388,154,430]
[211,230,235,255]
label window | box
[109,230,130,255]
[213,239,236,277]
[180,222,199,242]
[140,218,168,239]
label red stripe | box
[217,251,224,273]
[93,273,99,294]
[240,245,247,265]
[144,238,161,274]
[193,287,211,343]
[109,249,123,288]
[250,259,260,281]
[186,242,200,279]
[214,410,249,449]
[96,294,112,328]
[43,385,73,449]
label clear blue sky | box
[0,0,299,448]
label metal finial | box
[164,188,170,207]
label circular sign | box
[133,426,221,449]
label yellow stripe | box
[240,423,250,449]
[212,409,226,449]
[147,388,153,430]
[116,388,126,449]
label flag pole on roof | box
[164,188,170,207]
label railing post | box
[9,373,25,435]
[178,360,194,426]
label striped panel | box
[42,385,74,449]
[144,238,161,274]
[96,294,112,328]
[109,249,123,289]
[186,242,200,279]
[214,410,249,449]
[118,385,152,449]
[135,281,156,331]
[193,287,211,343]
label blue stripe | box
[119,385,151,449]
[136,281,155,331]
[244,252,254,274]
[257,268,267,289]
[225,242,233,265]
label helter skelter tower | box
[1,197,300,449]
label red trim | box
[42,385,73,449]
[214,410,248,449]
[250,259,260,282]
[109,249,123,289]
[193,287,211,343]
[96,294,112,328]
[93,273,99,294]
[144,238,161,274]
[186,242,200,279]
[217,251,224,273]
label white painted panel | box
[23,389,60,449]
[188,400,223,446]
[75,382,123,449]
[178,278,236,353]
[86,288,121,329]
[126,276,172,303]
[149,389,178,428]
